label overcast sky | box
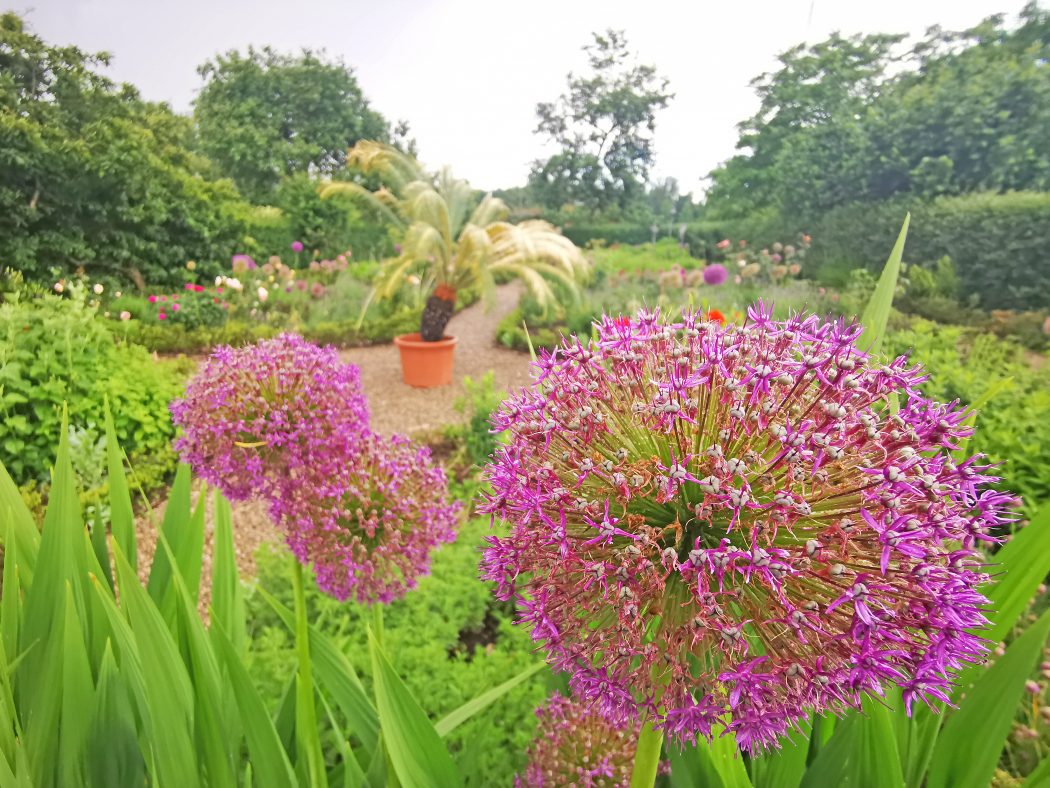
[17,0,1033,193]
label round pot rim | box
[394,332,458,349]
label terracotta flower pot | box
[394,333,457,387]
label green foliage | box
[194,47,389,201]
[882,320,1050,508]
[0,293,182,485]
[0,13,248,288]
[449,372,505,468]
[810,191,1050,310]
[530,29,673,213]
[246,517,549,786]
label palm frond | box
[319,181,407,230]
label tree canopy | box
[529,30,673,215]
[194,47,390,201]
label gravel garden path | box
[135,284,533,588]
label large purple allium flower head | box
[702,264,728,286]
[515,692,665,788]
[170,333,370,502]
[479,302,1013,752]
[275,432,461,603]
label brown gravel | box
[134,284,532,589]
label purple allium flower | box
[479,303,1012,752]
[515,693,666,788]
[702,264,728,286]
[231,254,257,273]
[170,333,370,503]
[291,240,304,253]
[274,431,460,603]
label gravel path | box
[135,284,532,589]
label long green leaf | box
[749,720,811,788]
[87,643,145,788]
[58,583,93,787]
[800,697,904,788]
[858,214,910,354]
[112,546,199,787]
[0,461,41,579]
[927,607,1050,788]
[368,628,461,788]
[210,491,246,655]
[292,560,327,788]
[257,586,380,752]
[981,505,1050,648]
[145,463,192,605]
[211,623,298,788]
[435,661,545,738]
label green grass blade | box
[103,401,137,571]
[927,607,1050,788]
[211,623,298,788]
[858,213,910,355]
[435,661,545,738]
[368,628,461,788]
[257,586,380,752]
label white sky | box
[17,0,1033,194]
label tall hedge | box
[810,191,1050,310]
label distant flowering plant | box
[172,333,459,603]
[479,303,1013,752]
[516,692,667,787]
[702,263,728,286]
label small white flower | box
[257,286,269,302]
[215,275,223,286]
[93,283,104,295]
[53,282,64,293]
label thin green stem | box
[293,559,327,787]
[630,721,665,788]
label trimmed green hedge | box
[810,191,1050,310]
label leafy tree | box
[194,47,390,201]
[0,13,246,286]
[529,30,673,214]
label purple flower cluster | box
[480,303,1013,751]
[702,263,728,286]
[516,692,664,788]
[171,333,459,603]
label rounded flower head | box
[276,432,460,603]
[170,333,370,502]
[703,264,728,286]
[516,692,666,788]
[291,240,304,253]
[480,303,1011,752]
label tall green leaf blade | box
[292,561,328,788]
[58,583,93,787]
[0,461,41,579]
[435,661,545,738]
[749,720,811,788]
[1,519,22,665]
[668,729,752,788]
[858,213,910,355]
[103,402,136,571]
[257,586,380,752]
[210,491,246,655]
[926,607,1050,788]
[800,697,904,788]
[211,623,298,788]
[980,505,1050,648]
[146,463,192,605]
[112,546,199,787]
[87,643,145,788]
[368,628,461,788]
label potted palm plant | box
[322,141,588,387]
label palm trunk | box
[419,283,456,341]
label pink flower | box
[148,295,158,303]
[157,312,167,321]
[172,303,180,312]
[480,303,1011,752]
[291,240,304,253]
[119,311,131,321]
[716,239,731,250]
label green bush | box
[883,319,1050,509]
[0,292,183,484]
[810,192,1050,310]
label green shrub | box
[0,293,183,484]
[810,192,1050,310]
[883,319,1050,509]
